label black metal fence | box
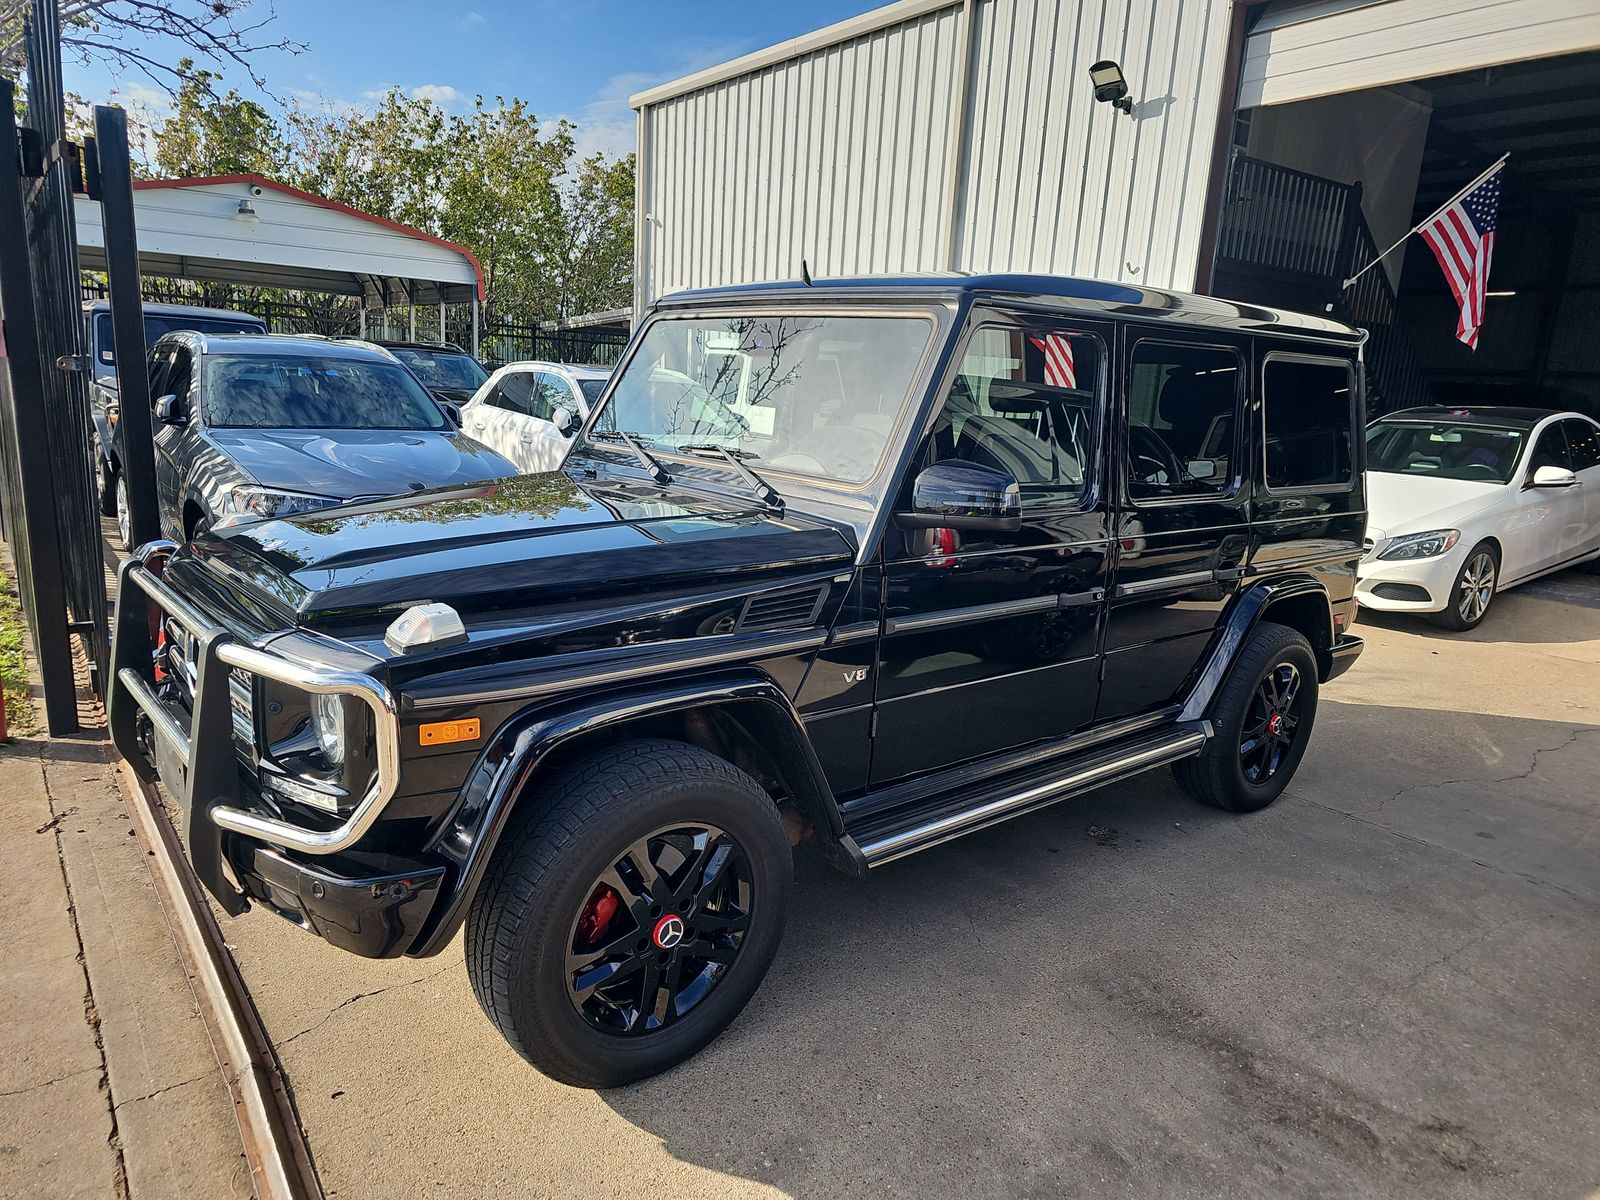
[472,318,629,369]
[0,4,111,731]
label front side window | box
[205,355,449,431]
[1127,342,1241,500]
[1559,419,1600,472]
[1365,421,1526,483]
[1527,423,1572,474]
[922,323,1102,503]
[533,374,575,422]
[1263,356,1355,490]
[589,314,933,484]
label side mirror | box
[154,394,185,425]
[895,461,1022,533]
[442,402,463,427]
[551,406,575,436]
[1529,464,1578,488]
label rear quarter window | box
[1262,354,1357,492]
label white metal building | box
[73,174,486,349]
[632,0,1600,414]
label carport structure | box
[71,173,486,351]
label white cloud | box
[460,11,485,29]
[409,84,464,104]
[569,40,752,162]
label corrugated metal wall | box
[634,0,1233,307]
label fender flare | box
[1178,575,1333,723]
[406,669,840,958]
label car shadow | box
[595,700,1600,1199]
[1357,565,1600,646]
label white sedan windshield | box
[589,314,932,483]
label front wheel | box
[465,739,792,1088]
[1174,622,1319,813]
[1430,542,1498,631]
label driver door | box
[152,344,193,531]
[869,313,1113,785]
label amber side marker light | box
[419,718,480,747]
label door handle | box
[1056,588,1104,608]
[1212,566,1244,583]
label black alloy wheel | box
[466,739,792,1088]
[565,823,753,1036]
[1173,621,1319,813]
[1238,662,1304,785]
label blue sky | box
[65,0,883,162]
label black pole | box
[92,104,160,549]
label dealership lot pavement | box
[223,573,1600,1200]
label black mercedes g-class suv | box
[110,274,1366,1088]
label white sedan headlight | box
[1377,529,1460,561]
[215,486,343,528]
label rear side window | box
[1127,342,1241,500]
[1262,356,1356,491]
[488,372,537,416]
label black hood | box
[174,470,854,632]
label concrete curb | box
[115,762,323,1200]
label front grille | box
[737,585,827,632]
[1371,582,1432,603]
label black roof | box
[352,339,474,355]
[657,272,1365,344]
[166,332,394,362]
[1379,405,1561,430]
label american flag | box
[1029,333,1076,388]
[1420,165,1503,350]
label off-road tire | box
[1429,541,1498,631]
[465,738,792,1088]
[1173,621,1319,813]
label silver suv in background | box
[86,300,266,519]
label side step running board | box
[853,723,1209,867]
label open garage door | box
[1241,0,1600,108]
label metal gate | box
[0,2,137,732]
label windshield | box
[205,355,449,431]
[95,312,263,365]
[1366,420,1525,483]
[577,377,608,404]
[588,314,932,483]
[390,347,488,392]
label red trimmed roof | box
[130,173,485,301]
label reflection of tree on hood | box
[294,472,583,534]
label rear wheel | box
[1174,622,1319,813]
[1430,542,1497,631]
[465,739,792,1088]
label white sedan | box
[459,361,611,474]
[1357,407,1600,630]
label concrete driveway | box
[223,571,1600,1200]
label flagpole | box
[1342,151,1510,290]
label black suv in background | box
[353,339,489,405]
[110,273,1365,1088]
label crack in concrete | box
[110,1070,214,1111]
[275,963,456,1050]
[0,1065,103,1100]
[35,745,130,1200]
[1351,726,1598,817]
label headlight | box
[1377,529,1460,561]
[309,692,347,767]
[215,486,342,528]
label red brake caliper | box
[576,884,620,945]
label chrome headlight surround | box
[1377,528,1460,561]
[214,486,343,529]
[253,679,374,817]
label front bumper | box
[107,547,404,918]
[1355,542,1467,614]
[228,840,445,958]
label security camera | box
[248,184,265,198]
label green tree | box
[151,59,287,177]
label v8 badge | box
[841,667,869,684]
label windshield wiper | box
[680,444,784,512]
[590,429,671,485]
